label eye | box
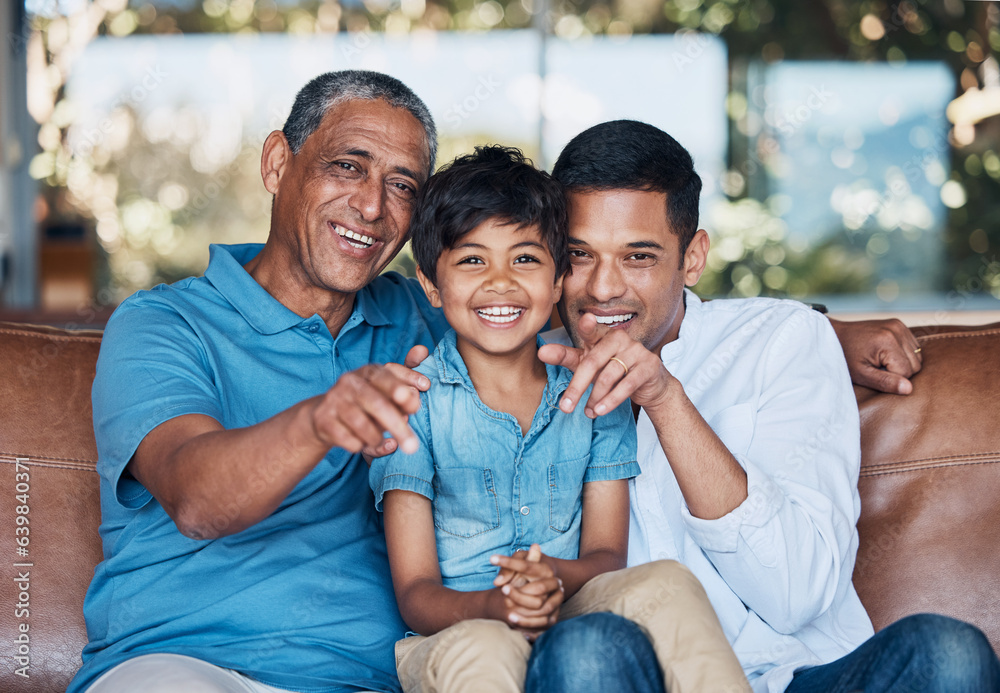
[514,254,540,264]
[626,252,657,267]
[390,180,417,197]
[457,256,484,265]
[568,249,591,262]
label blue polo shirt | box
[71,243,449,693]
[370,329,639,593]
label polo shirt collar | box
[204,243,391,335]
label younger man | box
[369,145,750,693]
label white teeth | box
[478,307,522,323]
[336,226,375,248]
[594,313,635,325]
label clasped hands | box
[490,544,564,642]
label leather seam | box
[917,328,1000,343]
[861,457,1000,478]
[863,450,1000,469]
[0,328,103,342]
[0,453,97,468]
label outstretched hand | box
[538,313,673,417]
[303,343,428,465]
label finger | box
[318,416,368,454]
[887,319,923,367]
[504,588,547,611]
[855,364,913,396]
[361,437,398,465]
[329,390,388,450]
[490,555,553,577]
[380,362,432,398]
[403,344,430,371]
[537,343,583,371]
[493,567,518,587]
[506,611,555,629]
[354,371,423,454]
[526,544,542,562]
[512,577,562,600]
[372,365,425,413]
[559,333,633,414]
[586,376,637,419]
[574,312,601,348]
[879,345,919,380]
[582,359,633,417]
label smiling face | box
[260,97,431,302]
[557,189,708,355]
[419,219,563,364]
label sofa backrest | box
[1,319,999,693]
[853,323,1000,645]
[1,322,103,693]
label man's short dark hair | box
[551,120,702,258]
[410,145,569,285]
[282,70,437,175]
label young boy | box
[369,146,749,693]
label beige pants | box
[395,560,750,693]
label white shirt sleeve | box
[680,309,862,635]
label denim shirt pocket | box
[433,467,502,538]
[548,454,589,533]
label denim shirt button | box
[519,506,530,516]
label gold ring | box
[610,357,629,376]
[913,347,922,355]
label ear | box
[552,271,564,305]
[416,266,442,308]
[682,229,710,287]
[261,130,291,195]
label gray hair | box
[282,70,437,174]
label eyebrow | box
[453,240,546,250]
[568,237,664,251]
[344,148,422,182]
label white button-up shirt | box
[546,290,873,692]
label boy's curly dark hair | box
[410,145,569,285]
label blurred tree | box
[23,0,1000,302]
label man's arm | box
[540,314,748,520]
[541,310,860,632]
[131,351,430,540]
[828,317,922,395]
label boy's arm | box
[493,479,629,600]
[384,490,561,635]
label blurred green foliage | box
[26,0,1000,303]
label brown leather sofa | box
[2,319,999,692]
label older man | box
[538,119,1000,693]
[74,70,928,693]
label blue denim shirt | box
[370,329,639,592]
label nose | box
[349,176,386,222]
[483,263,516,294]
[586,257,626,303]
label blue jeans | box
[787,613,1000,693]
[524,612,665,693]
